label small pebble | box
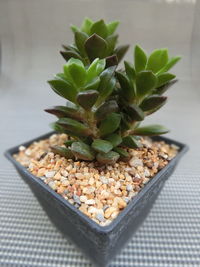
[45,171,56,178]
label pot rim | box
[4,131,189,234]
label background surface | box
[0,0,200,266]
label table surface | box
[1,0,200,266]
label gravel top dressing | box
[14,133,178,226]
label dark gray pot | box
[5,132,188,267]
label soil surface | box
[14,133,178,226]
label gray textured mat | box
[1,0,200,266]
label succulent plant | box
[60,17,129,67]
[45,19,181,164]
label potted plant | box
[5,18,188,267]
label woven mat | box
[1,0,200,266]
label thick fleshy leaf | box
[85,34,107,61]
[50,146,74,159]
[134,124,169,136]
[96,151,120,165]
[77,90,99,110]
[90,19,108,39]
[64,140,74,147]
[105,55,118,68]
[158,56,181,74]
[140,95,167,111]
[124,61,136,81]
[107,21,119,35]
[71,141,95,161]
[81,17,93,34]
[50,122,66,133]
[134,45,147,72]
[85,77,100,90]
[48,80,77,102]
[155,79,177,95]
[44,105,82,120]
[115,71,135,101]
[106,35,118,54]
[105,133,122,147]
[57,118,92,137]
[122,135,141,148]
[95,100,118,120]
[125,104,144,121]
[60,51,82,61]
[70,24,79,33]
[64,58,86,88]
[99,113,121,136]
[96,66,116,105]
[113,147,130,160]
[146,49,168,73]
[86,58,105,82]
[92,139,113,153]
[75,31,88,56]
[156,73,176,88]
[114,44,129,62]
[136,71,157,97]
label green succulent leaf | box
[115,71,135,101]
[70,24,79,33]
[124,61,136,81]
[86,58,105,82]
[140,95,167,111]
[122,135,141,148]
[75,31,88,57]
[71,141,95,161]
[156,73,176,88]
[85,34,107,61]
[96,66,116,105]
[155,79,178,95]
[77,90,99,110]
[99,112,121,136]
[50,122,67,134]
[136,71,157,97]
[146,49,169,73]
[57,118,92,137]
[64,58,86,88]
[50,146,74,159]
[90,19,108,39]
[95,100,118,120]
[60,51,82,61]
[44,105,82,120]
[134,124,169,136]
[114,44,129,62]
[105,133,122,147]
[107,21,119,35]
[96,151,120,165]
[134,45,147,72]
[92,139,113,153]
[105,55,118,67]
[64,140,75,147]
[113,147,130,160]
[125,104,145,121]
[158,56,181,74]
[81,17,93,34]
[106,35,118,54]
[48,79,77,103]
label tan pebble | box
[45,171,56,178]
[129,158,143,167]
[118,199,127,209]
[104,207,117,219]
[80,195,87,202]
[88,177,95,185]
[54,172,62,180]
[111,211,119,219]
[19,145,26,151]
[75,173,84,179]
[61,179,69,186]
[37,168,46,176]
[88,206,97,214]
[85,199,95,205]
[143,178,150,184]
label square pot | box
[5,132,188,267]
